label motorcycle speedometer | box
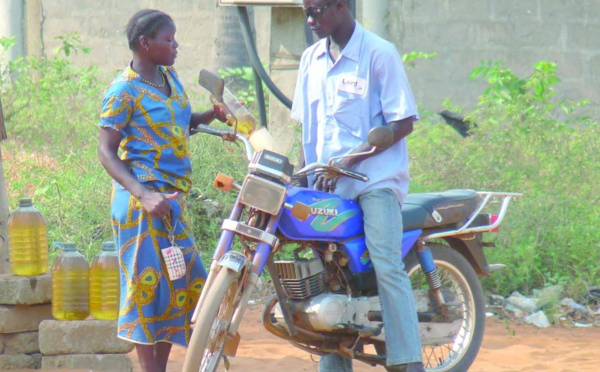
[249,149,293,184]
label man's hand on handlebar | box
[313,172,338,193]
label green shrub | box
[0,35,246,264]
[409,61,599,299]
[3,34,600,304]
[1,35,110,261]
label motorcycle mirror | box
[367,126,394,149]
[198,69,225,102]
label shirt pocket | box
[333,91,368,135]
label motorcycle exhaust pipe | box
[367,310,436,323]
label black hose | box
[236,6,292,110]
[252,66,268,128]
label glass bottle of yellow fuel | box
[51,242,90,320]
[8,197,49,276]
[89,241,120,320]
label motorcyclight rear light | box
[490,214,499,232]
[239,174,287,215]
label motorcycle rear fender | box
[444,235,491,276]
[218,251,248,273]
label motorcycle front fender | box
[218,251,248,273]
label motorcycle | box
[182,70,522,372]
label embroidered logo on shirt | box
[338,75,366,95]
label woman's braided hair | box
[126,9,174,51]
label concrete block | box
[42,354,132,372]
[0,331,39,354]
[0,304,52,333]
[0,273,51,305]
[493,0,540,21]
[0,353,41,370]
[390,0,441,20]
[541,1,583,19]
[567,24,600,51]
[39,320,134,355]
[438,1,492,22]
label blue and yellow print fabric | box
[112,184,207,346]
[99,64,193,193]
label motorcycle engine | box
[274,258,381,332]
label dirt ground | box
[129,304,600,372]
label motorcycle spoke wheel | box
[183,267,240,372]
[405,243,485,372]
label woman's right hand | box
[139,190,179,218]
[213,104,229,123]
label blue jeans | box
[320,188,422,371]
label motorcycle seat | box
[401,189,482,231]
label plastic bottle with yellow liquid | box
[8,197,49,276]
[89,241,120,320]
[220,87,256,135]
[216,87,277,152]
[51,242,90,320]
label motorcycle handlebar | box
[194,124,368,183]
[295,163,369,183]
[192,124,254,161]
[334,167,369,182]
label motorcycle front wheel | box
[404,242,486,372]
[182,267,240,372]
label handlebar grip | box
[192,124,233,136]
[335,167,369,182]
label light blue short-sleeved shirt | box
[291,22,418,203]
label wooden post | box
[0,97,10,274]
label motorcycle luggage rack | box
[422,191,522,242]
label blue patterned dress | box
[99,64,207,347]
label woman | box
[97,9,227,372]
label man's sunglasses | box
[304,1,337,20]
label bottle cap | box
[102,241,117,251]
[54,242,77,251]
[19,197,33,207]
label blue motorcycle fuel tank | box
[278,186,364,240]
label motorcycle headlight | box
[239,174,287,215]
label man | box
[291,1,425,371]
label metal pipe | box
[423,192,523,242]
[361,0,389,39]
[0,0,24,62]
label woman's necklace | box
[141,70,166,88]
